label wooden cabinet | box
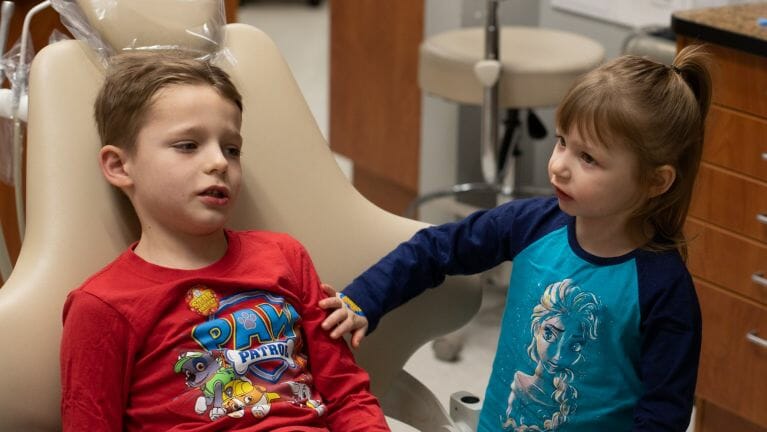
[328,0,424,215]
[679,38,767,431]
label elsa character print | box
[502,279,601,431]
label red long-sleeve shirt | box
[61,230,389,431]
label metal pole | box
[479,0,499,186]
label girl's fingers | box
[351,328,366,349]
[330,319,353,339]
[318,295,341,309]
[321,308,348,330]
[320,283,336,296]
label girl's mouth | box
[553,186,573,201]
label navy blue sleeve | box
[344,197,567,333]
[633,252,702,431]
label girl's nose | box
[548,152,569,180]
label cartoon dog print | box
[174,351,236,421]
[222,379,280,419]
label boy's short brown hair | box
[94,50,242,152]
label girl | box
[321,44,711,431]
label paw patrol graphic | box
[287,381,327,416]
[174,351,280,421]
[222,379,280,419]
[191,291,302,383]
[185,286,219,317]
[176,290,328,422]
[174,351,237,421]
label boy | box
[60,50,389,431]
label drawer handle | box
[746,331,767,349]
[763,152,767,161]
[753,272,767,287]
[758,213,767,225]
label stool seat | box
[419,26,604,108]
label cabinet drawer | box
[696,400,767,432]
[694,279,767,427]
[704,105,767,183]
[690,163,767,243]
[705,43,767,118]
[686,219,767,306]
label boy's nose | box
[205,146,229,174]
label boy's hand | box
[318,284,369,349]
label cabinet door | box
[696,400,767,432]
[329,0,424,214]
[686,219,767,306]
[689,163,767,243]
[703,105,767,183]
[694,279,767,427]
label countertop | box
[672,3,767,57]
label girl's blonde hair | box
[556,45,712,259]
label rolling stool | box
[415,0,604,361]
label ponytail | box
[672,44,712,131]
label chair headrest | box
[53,0,225,58]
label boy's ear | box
[99,145,134,189]
[648,164,676,198]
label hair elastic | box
[338,293,366,317]
[670,65,682,75]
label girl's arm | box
[341,204,513,334]
[633,268,701,431]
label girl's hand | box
[318,283,369,349]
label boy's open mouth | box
[200,186,229,199]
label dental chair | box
[0,1,481,431]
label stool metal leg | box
[406,0,510,221]
[480,0,500,186]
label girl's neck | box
[133,227,229,270]
[575,216,647,258]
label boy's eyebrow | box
[167,124,243,142]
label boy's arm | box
[61,291,132,432]
[344,205,512,333]
[291,241,390,431]
[633,270,701,431]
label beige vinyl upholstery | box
[0,6,481,431]
[419,26,604,108]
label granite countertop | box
[672,3,767,57]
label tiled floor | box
[237,2,694,431]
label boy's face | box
[548,127,642,228]
[121,84,243,238]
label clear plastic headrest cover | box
[50,0,226,61]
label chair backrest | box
[0,2,481,430]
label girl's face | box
[535,315,586,374]
[548,127,645,232]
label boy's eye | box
[225,146,242,158]
[173,142,197,151]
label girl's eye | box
[580,152,596,165]
[555,135,566,147]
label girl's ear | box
[99,145,134,189]
[648,165,676,198]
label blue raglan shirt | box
[344,197,701,431]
